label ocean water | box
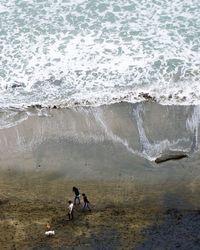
[0,0,200,111]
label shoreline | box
[0,102,197,165]
[1,88,200,112]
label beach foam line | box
[0,86,200,112]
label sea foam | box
[0,0,200,109]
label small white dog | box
[45,230,55,236]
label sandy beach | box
[1,169,200,249]
[1,169,200,250]
[0,170,158,249]
[1,102,200,249]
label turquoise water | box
[0,0,200,108]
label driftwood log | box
[155,153,188,163]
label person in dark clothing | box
[68,200,74,220]
[72,186,80,205]
[82,193,91,211]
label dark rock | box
[155,152,188,163]
[11,83,24,88]
[181,96,186,101]
[35,104,42,109]
[139,92,156,102]
[28,104,43,109]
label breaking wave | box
[0,0,200,109]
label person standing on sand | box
[73,186,81,205]
[82,193,91,211]
[68,200,74,220]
